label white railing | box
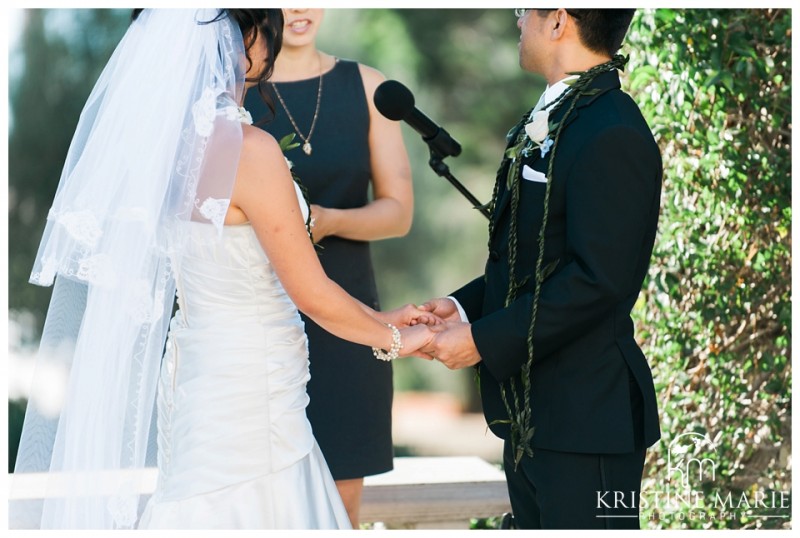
[8,456,511,529]
[363,456,511,529]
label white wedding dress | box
[138,184,351,529]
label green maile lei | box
[278,133,316,244]
[484,54,629,469]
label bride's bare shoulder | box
[239,125,286,176]
[241,124,280,154]
[233,125,295,216]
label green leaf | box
[719,71,735,93]
[540,258,560,282]
[488,419,512,426]
[278,133,301,152]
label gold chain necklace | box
[271,54,323,156]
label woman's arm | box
[230,126,429,355]
[308,64,413,242]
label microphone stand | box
[426,144,491,221]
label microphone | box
[373,80,489,220]
[374,80,462,158]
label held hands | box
[419,298,481,369]
[418,297,464,323]
[374,303,442,360]
[377,303,443,329]
[398,324,437,360]
[422,322,482,370]
[374,301,481,368]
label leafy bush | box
[626,8,791,529]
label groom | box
[421,9,662,529]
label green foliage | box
[626,9,791,529]
[470,515,503,529]
[277,133,301,152]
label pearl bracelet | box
[372,323,402,361]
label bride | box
[11,9,436,530]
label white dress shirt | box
[539,75,579,112]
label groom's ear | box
[551,9,570,40]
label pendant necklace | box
[271,53,323,156]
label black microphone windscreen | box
[374,80,415,121]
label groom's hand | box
[419,297,463,323]
[422,322,481,370]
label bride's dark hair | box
[131,9,283,115]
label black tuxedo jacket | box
[452,70,662,454]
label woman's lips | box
[287,19,311,33]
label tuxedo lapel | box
[490,119,527,232]
[492,175,513,230]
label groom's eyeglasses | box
[514,8,582,20]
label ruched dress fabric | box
[138,184,350,529]
[245,59,394,481]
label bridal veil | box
[11,9,249,528]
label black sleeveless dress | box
[245,60,393,480]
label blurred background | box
[7,8,792,529]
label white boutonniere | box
[524,109,554,158]
[503,104,557,187]
[524,110,549,143]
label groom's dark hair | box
[538,9,636,57]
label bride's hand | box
[378,303,443,328]
[398,324,437,360]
